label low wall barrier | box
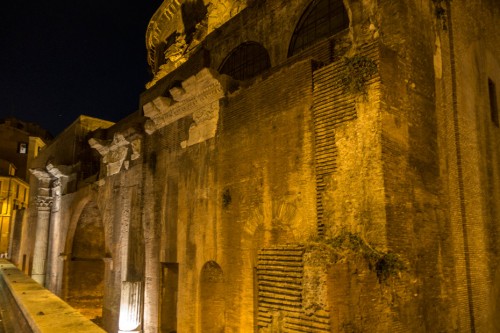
[0,259,105,333]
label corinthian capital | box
[35,195,53,210]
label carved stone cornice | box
[90,133,129,156]
[46,163,73,180]
[89,133,142,177]
[145,0,248,86]
[146,0,182,72]
[143,68,227,148]
[30,168,52,182]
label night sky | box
[0,0,164,137]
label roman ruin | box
[10,0,500,332]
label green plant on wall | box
[308,230,406,282]
[339,55,378,94]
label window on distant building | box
[219,42,271,81]
[288,0,349,57]
[18,142,27,154]
[489,78,499,127]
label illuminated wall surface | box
[10,0,500,332]
[0,176,29,254]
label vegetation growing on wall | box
[307,230,406,282]
[339,55,378,95]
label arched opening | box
[200,261,226,332]
[65,201,105,326]
[288,0,349,57]
[219,42,271,81]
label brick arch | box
[288,0,349,57]
[63,191,111,256]
[65,195,96,255]
[62,197,106,326]
[218,41,271,81]
[70,200,105,259]
[199,261,226,333]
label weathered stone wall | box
[433,1,500,332]
[377,1,455,331]
[140,58,317,332]
[112,0,500,332]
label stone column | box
[118,281,142,333]
[44,163,73,292]
[45,177,62,291]
[31,195,53,285]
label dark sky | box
[0,0,163,137]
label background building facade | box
[0,117,50,262]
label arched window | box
[288,0,349,57]
[219,42,271,81]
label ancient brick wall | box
[12,1,500,332]
[433,1,500,332]
[375,1,457,331]
[138,0,500,332]
[139,58,316,332]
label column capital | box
[35,195,53,211]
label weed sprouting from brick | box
[307,230,406,282]
[339,55,378,94]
